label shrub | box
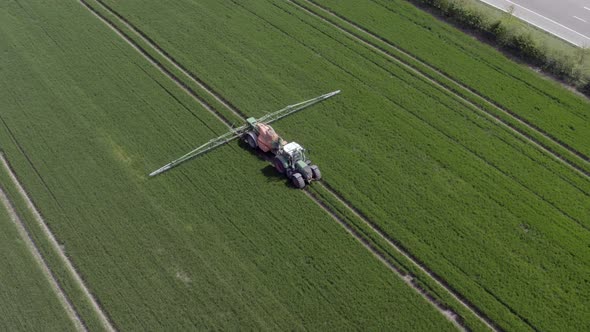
[416,0,589,89]
[511,33,545,64]
[543,52,576,80]
[578,81,590,95]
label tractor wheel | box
[291,173,306,189]
[302,165,313,181]
[310,165,321,180]
[245,132,258,149]
[274,157,286,174]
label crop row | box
[291,0,590,179]
[88,0,508,328]
[311,0,590,159]
[84,1,488,328]
[0,107,107,330]
[308,183,496,332]
[0,187,75,331]
[84,0,516,328]
[95,0,590,330]
[0,0,454,330]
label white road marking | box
[574,16,588,23]
[480,0,590,45]
[584,6,590,11]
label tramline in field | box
[150,90,340,188]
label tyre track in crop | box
[85,0,246,122]
[370,0,582,111]
[295,0,590,164]
[78,1,504,328]
[0,153,116,332]
[238,1,590,231]
[73,1,575,327]
[302,190,468,331]
[290,0,590,181]
[0,115,66,212]
[0,187,86,332]
[78,0,234,129]
[315,182,503,331]
[234,0,589,229]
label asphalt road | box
[478,0,590,47]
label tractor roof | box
[283,142,303,155]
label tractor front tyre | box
[245,132,258,149]
[291,173,306,189]
[310,165,321,180]
[274,157,286,174]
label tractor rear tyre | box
[291,173,306,189]
[310,165,321,180]
[274,157,286,174]
[302,165,313,181]
[245,132,258,149]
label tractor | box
[149,90,339,189]
[243,117,320,188]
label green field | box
[1,0,589,330]
[0,0,456,330]
[309,0,590,156]
[0,193,75,331]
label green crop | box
[0,197,76,331]
[0,0,456,330]
[3,0,590,329]
[90,0,590,330]
[312,0,590,158]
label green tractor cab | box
[273,142,321,189]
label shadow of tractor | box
[237,139,290,186]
